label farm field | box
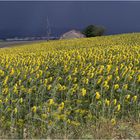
[0,33,140,139]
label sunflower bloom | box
[117,104,121,111]
[32,106,37,113]
[81,88,86,97]
[95,92,100,100]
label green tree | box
[82,25,105,37]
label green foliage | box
[0,33,140,139]
[82,25,105,37]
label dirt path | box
[0,40,48,49]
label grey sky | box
[0,1,140,38]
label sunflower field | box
[0,33,140,138]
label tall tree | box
[82,25,105,37]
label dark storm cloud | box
[0,1,140,38]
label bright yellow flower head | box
[44,79,48,84]
[95,92,100,100]
[71,121,80,126]
[126,94,130,100]
[137,74,140,82]
[85,78,89,84]
[49,99,54,105]
[82,78,89,84]
[107,65,112,73]
[111,118,116,125]
[36,74,40,79]
[67,75,72,81]
[81,88,86,97]
[3,76,9,85]
[47,85,52,90]
[14,108,18,114]
[73,77,77,83]
[67,119,71,124]
[105,99,110,106]
[32,106,37,113]
[10,68,15,75]
[20,98,23,103]
[58,102,65,111]
[117,104,121,111]
[0,69,5,77]
[41,114,47,119]
[0,100,2,104]
[123,84,128,90]
[114,84,119,90]
[103,81,108,86]
[49,77,53,82]
[113,99,117,105]
[133,96,137,102]
[5,97,8,103]
[128,75,132,81]
[81,71,85,76]
[116,76,120,81]
[2,87,9,95]
[97,76,103,84]
[107,75,112,81]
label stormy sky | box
[0,1,140,39]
